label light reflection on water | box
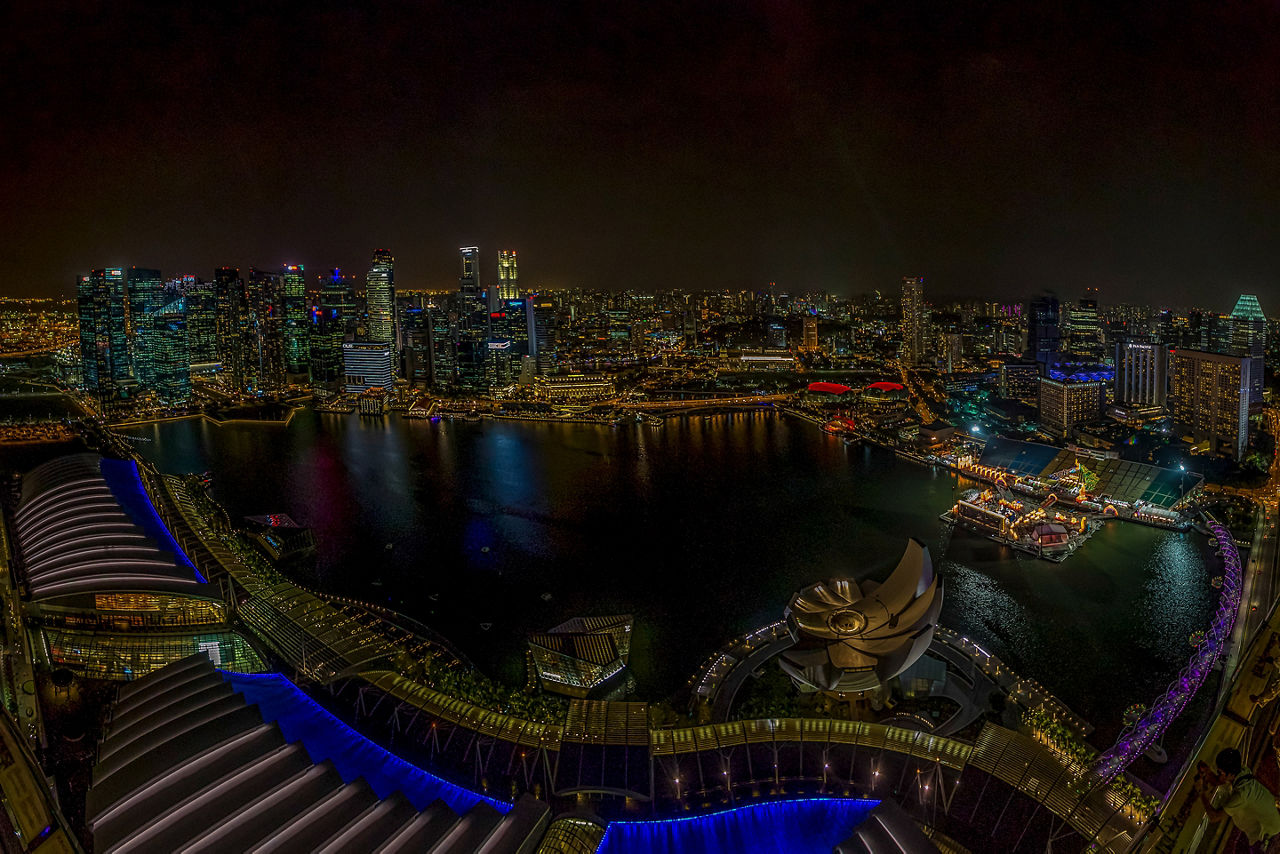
[118,409,1215,726]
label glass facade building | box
[282,263,309,377]
[366,250,396,357]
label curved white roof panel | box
[15,455,214,601]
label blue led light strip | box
[597,797,881,854]
[221,670,512,815]
[100,458,207,583]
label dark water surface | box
[120,410,1215,727]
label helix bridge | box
[1091,517,1242,782]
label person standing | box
[1197,748,1280,852]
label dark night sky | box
[3,1,1278,306]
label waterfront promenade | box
[129,454,1154,849]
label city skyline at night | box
[3,3,1280,851]
[4,2,1278,303]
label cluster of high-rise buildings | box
[74,247,570,409]
[900,277,1269,460]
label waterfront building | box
[343,341,393,393]
[365,250,396,361]
[527,614,633,698]
[282,263,309,379]
[1114,341,1167,408]
[1170,349,1249,460]
[125,267,164,389]
[180,276,219,366]
[310,269,354,397]
[398,305,432,386]
[246,268,286,394]
[429,305,459,388]
[147,297,191,404]
[11,455,263,679]
[214,266,247,392]
[456,246,489,391]
[488,296,530,388]
[900,276,926,365]
[1230,294,1266,405]
[77,267,130,403]
[87,655,549,852]
[1038,376,1103,439]
[779,539,942,694]
[497,249,518,301]
[533,373,614,403]
[528,293,557,375]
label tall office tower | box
[1064,297,1104,361]
[172,276,218,364]
[456,246,489,390]
[310,269,354,396]
[430,305,459,387]
[1230,294,1266,405]
[214,267,247,392]
[526,293,557,376]
[77,268,129,403]
[802,316,819,352]
[365,250,395,356]
[459,246,482,305]
[246,269,286,394]
[1170,350,1249,459]
[1114,341,1167,407]
[900,276,925,365]
[497,250,518,301]
[487,295,531,388]
[398,306,432,386]
[125,268,164,387]
[148,297,191,404]
[1037,377,1103,439]
[282,264,309,378]
[1026,295,1061,372]
[767,322,787,349]
[342,342,393,393]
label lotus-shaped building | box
[779,539,943,694]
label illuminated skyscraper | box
[214,267,246,391]
[1170,349,1249,459]
[77,268,129,403]
[1026,294,1061,372]
[365,250,396,359]
[174,275,218,365]
[126,268,164,388]
[148,297,191,404]
[342,341,393,393]
[527,293,557,375]
[497,250,518,301]
[1114,341,1167,408]
[802,316,819,352]
[1230,294,1265,406]
[900,276,925,365]
[456,246,489,391]
[282,264,309,378]
[310,269,354,397]
[1064,297,1104,361]
[1038,377,1103,438]
[246,268,286,394]
[459,246,481,305]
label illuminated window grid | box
[38,628,265,680]
[535,817,605,854]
